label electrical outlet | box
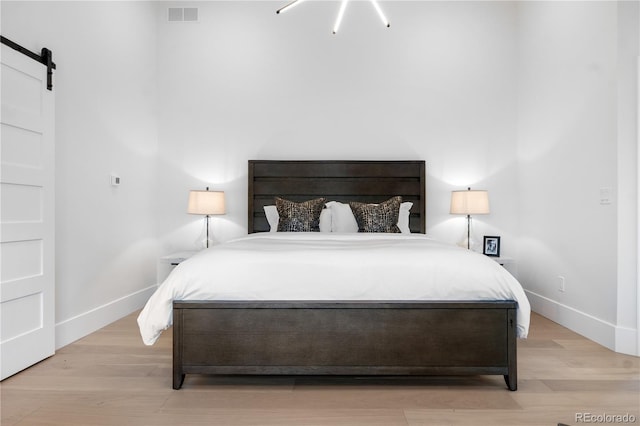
[558,275,565,292]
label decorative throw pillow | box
[275,197,326,232]
[349,196,402,233]
[264,205,332,232]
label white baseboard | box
[525,290,619,352]
[615,325,639,356]
[55,285,157,350]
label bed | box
[137,160,529,391]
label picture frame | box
[483,236,500,257]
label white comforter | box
[138,233,530,345]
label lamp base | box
[457,236,481,252]
[194,216,216,249]
[457,215,480,251]
[194,237,214,250]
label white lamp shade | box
[450,189,490,215]
[188,190,225,215]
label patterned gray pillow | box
[275,197,326,232]
[349,196,402,233]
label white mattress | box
[137,233,531,345]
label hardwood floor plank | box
[405,408,576,426]
[161,385,521,411]
[14,408,411,426]
[542,379,639,392]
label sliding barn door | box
[0,43,55,380]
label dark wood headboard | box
[248,160,426,234]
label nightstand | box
[157,251,197,284]
[489,256,513,266]
[161,251,197,266]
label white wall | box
[1,1,160,348]
[637,2,640,357]
[1,1,637,354]
[516,1,638,354]
[617,0,639,356]
[156,1,521,258]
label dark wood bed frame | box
[172,160,518,391]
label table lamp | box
[188,187,225,248]
[450,187,490,250]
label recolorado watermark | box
[575,413,637,423]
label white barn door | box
[0,43,55,379]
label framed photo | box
[483,236,500,257]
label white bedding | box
[137,233,530,345]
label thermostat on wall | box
[110,174,121,186]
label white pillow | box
[325,201,358,233]
[263,205,332,232]
[325,201,413,233]
[397,202,413,234]
[321,209,334,232]
[264,205,279,232]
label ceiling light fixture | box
[370,0,390,28]
[333,0,350,34]
[277,0,390,34]
[276,0,306,15]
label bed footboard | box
[173,300,517,391]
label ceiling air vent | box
[168,7,198,22]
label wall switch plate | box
[558,275,565,292]
[110,175,120,186]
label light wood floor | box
[1,312,638,426]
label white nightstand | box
[161,251,197,265]
[157,251,197,284]
[489,256,513,266]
